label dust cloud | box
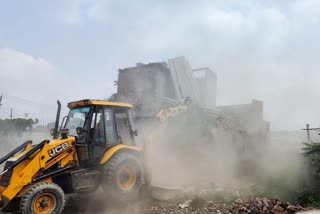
[143,109,309,202]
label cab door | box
[90,107,118,160]
[103,107,117,146]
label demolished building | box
[116,56,218,116]
[115,56,268,137]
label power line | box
[0,93,70,124]
[3,97,45,107]
[2,94,52,107]
[0,106,36,117]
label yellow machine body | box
[0,99,141,211]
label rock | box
[238,206,247,212]
[272,205,285,214]
[184,207,189,213]
[287,205,300,212]
[207,206,217,212]
[235,198,243,204]
[263,206,267,212]
[202,208,208,212]
[257,203,263,209]
[151,206,159,211]
[179,200,191,209]
[207,201,214,206]
[297,204,306,211]
[256,198,262,204]
[262,197,269,203]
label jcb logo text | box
[48,142,69,157]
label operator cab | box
[64,99,137,167]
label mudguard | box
[99,144,141,164]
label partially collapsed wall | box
[114,56,269,150]
[116,56,218,117]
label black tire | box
[19,182,65,214]
[102,152,143,203]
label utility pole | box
[0,94,2,110]
[306,124,310,142]
[10,108,12,120]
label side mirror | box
[50,128,55,136]
[76,127,85,136]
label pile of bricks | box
[207,197,312,214]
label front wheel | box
[102,152,143,203]
[19,182,65,214]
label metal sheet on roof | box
[167,56,201,103]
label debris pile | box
[144,197,313,214]
[208,197,312,214]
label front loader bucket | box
[0,140,33,210]
[0,141,32,166]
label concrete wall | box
[193,67,217,108]
[117,63,176,117]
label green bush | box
[296,187,320,207]
[298,142,320,207]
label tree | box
[106,93,117,102]
[34,118,39,125]
[303,142,320,177]
[0,118,36,136]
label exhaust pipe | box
[53,100,61,139]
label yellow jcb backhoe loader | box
[0,99,145,214]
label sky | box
[0,0,319,130]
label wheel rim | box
[116,164,137,191]
[33,193,57,214]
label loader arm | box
[0,137,77,206]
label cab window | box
[93,107,105,144]
[114,110,133,145]
[104,108,117,145]
[65,107,90,136]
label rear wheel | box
[19,182,65,214]
[102,152,142,203]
